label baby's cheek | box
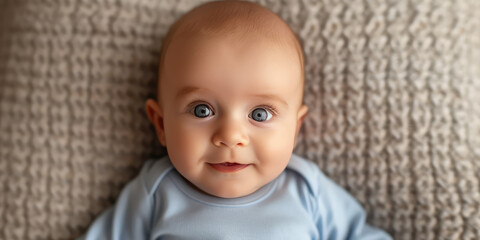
[263,122,296,152]
[166,120,211,162]
[253,125,295,174]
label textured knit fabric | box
[0,0,479,240]
[79,154,392,240]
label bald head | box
[157,1,304,105]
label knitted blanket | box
[0,0,479,239]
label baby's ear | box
[145,99,167,146]
[294,104,309,146]
[297,104,308,124]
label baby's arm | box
[78,161,157,240]
[313,169,392,240]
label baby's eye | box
[193,104,213,118]
[250,108,272,122]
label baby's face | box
[148,33,307,198]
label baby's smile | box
[207,162,252,173]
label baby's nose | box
[212,118,249,148]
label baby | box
[81,1,392,239]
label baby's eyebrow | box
[249,93,288,108]
[175,86,204,100]
[175,86,288,108]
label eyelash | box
[186,101,278,117]
[260,104,278,116]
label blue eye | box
[193,104,212,118]
[250,108,272,122]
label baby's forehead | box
[166,33,300,83]
[171,31,297,64]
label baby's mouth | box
[208,162,251,173]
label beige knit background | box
[0,0,479,239]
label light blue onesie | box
[80,154,392,240]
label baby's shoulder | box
[286,154,322,195]
[138,155,175,196]
[287,154,360,207]
[286,154,335,198]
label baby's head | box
[146,0,308,198]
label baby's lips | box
[218,162,241,166]
[208,162,251,173]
